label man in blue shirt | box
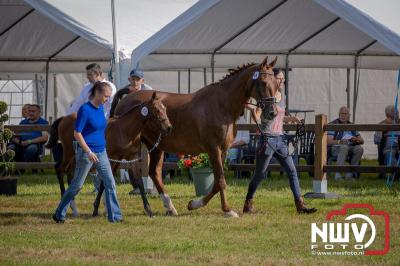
[9,104,49,163]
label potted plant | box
[178,153,214,197]
[0,101,17,196]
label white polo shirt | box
[67,79,117,119]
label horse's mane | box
[114,95,145,117]
[215,63,256,84]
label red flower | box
[183,159,192,169]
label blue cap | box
[129,69,144,79]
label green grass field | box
[0,169,399,265]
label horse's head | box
[143,91,172,136]
[249,56,280,120]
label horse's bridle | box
[251,70,278,120]
[113,101,168,153]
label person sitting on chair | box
[327,106,364,180]
[374,105,400,170]
[9,104,49,165]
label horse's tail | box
[46,117,63,149]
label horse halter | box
[113,100,169,153]
[252,70,278,120]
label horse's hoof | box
[187,199,204,211]
[92,210,99,217]
[224,210,239,218]
[165,209,178,216]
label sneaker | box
[52,214,65,224]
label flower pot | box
[191,167,214,197]
[0,176,18,196]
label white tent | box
[132,0,400,72]
[0,0,196,118]
[129,0,400,159]
[0,0,112,74]
[0,0,197,79]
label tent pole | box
[351,40,376,122]
[35,74,39,105]
[188,68,191,94]
[203,68,207,86]
[44,60,49,120]
[111,0,120,88]
[211,53,215,83]
[178,71,181,94]
[285,54,289,115]
[53,74,57,120]
[352,56,358,123]
[346,68,350,109]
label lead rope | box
[253,114,304,158]
[108,157,141,165]
[148,132,162,153]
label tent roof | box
[132,0,400,71]
[0,0,196,73]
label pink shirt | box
[270,105,285,135]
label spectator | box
[327,106,364,180]
[374,105,400,169]
[21,104,30,120]
[67,63,116,119]
[9,104,49,165]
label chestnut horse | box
[46,92,172,217]
[114,56,279,217]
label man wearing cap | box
[109,69,153,117]
[67,63,117,119]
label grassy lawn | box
[0,168,399,265]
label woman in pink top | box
[243,69,316,214]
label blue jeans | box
[384,143,399,166]
[54,146,122,222]
[8,143,41,162]
[246,135,302,200]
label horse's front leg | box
[148,148,178,216]
[128,166,154,218]
[55,165,65,197]
[188,148,238,217]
